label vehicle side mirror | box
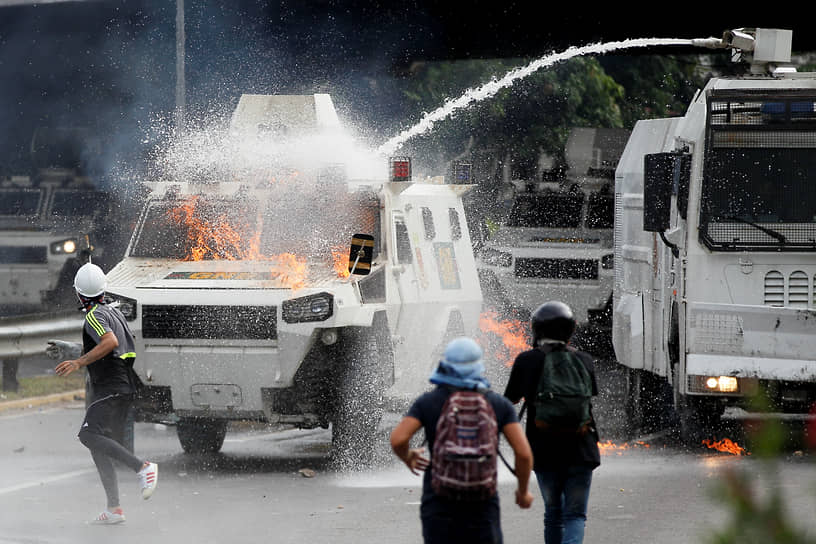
[675,153,691,220]
[348,233,374,275]
[643,153,675,232]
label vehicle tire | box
[676,395,722,447]
[623,367,644,439]
[591,358,630,441]
[331,315,392,469]
[176,418,228,454]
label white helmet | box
[74,263,107,298]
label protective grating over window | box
[764,271,784,306]
[142,305,277,340]
[708,95,816,127]
[700,91,816,252]
[788,271,809,308]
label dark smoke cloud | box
[0,1,438,186]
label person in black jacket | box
[504,301,600,544]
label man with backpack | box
[504,301,600,544]
[390,337,534,544]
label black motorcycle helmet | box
[531,301,576,345]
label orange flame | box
[167,196,309,289]
[331,246,351,278]
[478,310,529,367]
[598,440,651,456]
[702,438,750,456]
[268,253,308,290]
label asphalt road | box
[2,401,815,544]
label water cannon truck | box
[613,28,816,442]
[105,94,483,461]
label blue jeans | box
[535,466,593,544]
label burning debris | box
[703,438,750,456]
[598,440,652,456]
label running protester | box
[55,262,158,525]
[390,337,534,544]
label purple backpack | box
[431,391,499,500]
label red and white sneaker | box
[137,462,158,500]
[90,508,125,525]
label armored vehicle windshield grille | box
[515,258,598,280]
[701,91,816,251]
[142,305,277,340]
[0,246,48,264]
[0,189,41,216]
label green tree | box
[389,52,707,183]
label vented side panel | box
[788,271,809,308]
[763,271,784,307]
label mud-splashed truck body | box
[105,94,483,457]
[613,28,816,441]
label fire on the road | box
[598,440,652,455]
[703,438,750,456]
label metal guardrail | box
[0,310,83,359]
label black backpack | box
[533,349,592,431]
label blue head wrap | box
[429,337,490,392]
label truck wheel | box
[676,395,721,446]
[176,418,228,454]
[331,317,392,469]
[623,367,644,439]
[591,358,630,441]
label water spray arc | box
[376,29,787,156]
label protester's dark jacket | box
[504,344,601,471]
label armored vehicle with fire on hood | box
[104,94,483,461]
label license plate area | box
[190,384,243,408]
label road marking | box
[0,468,94,496]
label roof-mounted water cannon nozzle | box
[694,28,793,74]
[722,29,756,52]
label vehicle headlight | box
[108,293,138,321]
[688,375,753,394]
[282,292,334,323]
[50,238,77,255]
[479,248,512,267]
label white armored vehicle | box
[614,28,816,441]
[476,128,627,357]
[0,127,111,313]
[105,94,483,459]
